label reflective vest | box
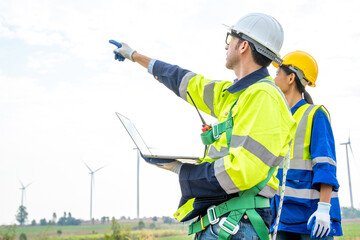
[271,103,342,236]
[174,73,296,223]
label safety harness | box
[188,167,275,240]
[189,79,277,240]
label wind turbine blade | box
[84,162,93,172]
[349,141,355,160]
[18,179,25,188]
[348,139,360,169]
[94,166,105,173]
[25,182,32,189]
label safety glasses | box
[225,32,235,45]
[226,32,245,45]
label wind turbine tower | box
[340,136,354,208]
[84,163,104,221]
[134,148,140,219]
[133,147,153,219]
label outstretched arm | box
[109,40,227,116]
[133,52,151,69]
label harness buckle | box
[219,217,239,235]
[207,205,219,225]
[212,122,220,140]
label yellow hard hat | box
[273,50,318,87]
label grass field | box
[1,219,359,240]
[1,221,191,240]
[9,224,113,236]
[335,221,360,240]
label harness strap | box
[200,78,276,147]
[188,195,270,233]
[200,107,234,146]
[189,166,276,240]
[217,208,269,240]
[216,166,276,240]
[218,209,245,240]
[247,209,269,239]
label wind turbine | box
[84,163,104,221]
[340,134,356,208]
[19,180,32,207]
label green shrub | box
[138,221,145,230]
[0,225,17,240]
[149,223,156,229]
[19,233,27,240]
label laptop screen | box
[115,112,152,156]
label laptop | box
[115,112,199,163]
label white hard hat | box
[228,13,284,65]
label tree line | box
[16,206,82,226]
[341,207,360,219]
[15,205,176,226]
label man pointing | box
[110,13,296,240]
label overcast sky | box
[1,0,360,225]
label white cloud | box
[26,51,70,74]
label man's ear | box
[237,40,250,54]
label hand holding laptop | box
[140,153,182,174]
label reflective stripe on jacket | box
[271,100,342,236]
[149,60,296,223]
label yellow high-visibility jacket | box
[148,59,296,223]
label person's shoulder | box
[246,80,282,100]
[314,105,331,121]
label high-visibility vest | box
[272,103,342,236]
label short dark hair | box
[249,42,272,67]
[233,33,272,67]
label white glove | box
[109,40,136,62]
[307,202,331,239]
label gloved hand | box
[140,153,182,174]
[109,40,136,62]
[307,202,331,239]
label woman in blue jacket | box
[271,50,343,239]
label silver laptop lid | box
[115,112,152,156]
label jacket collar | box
[291,99,307,115]
[227,67,270,94]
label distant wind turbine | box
[340,134,356,208]
[19,180,32,207]
[84,163,104,221]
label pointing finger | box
[109,40,122,48]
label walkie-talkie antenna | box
[187,91,211,158]
[187,91,207,126]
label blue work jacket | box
[271,99,342,236]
